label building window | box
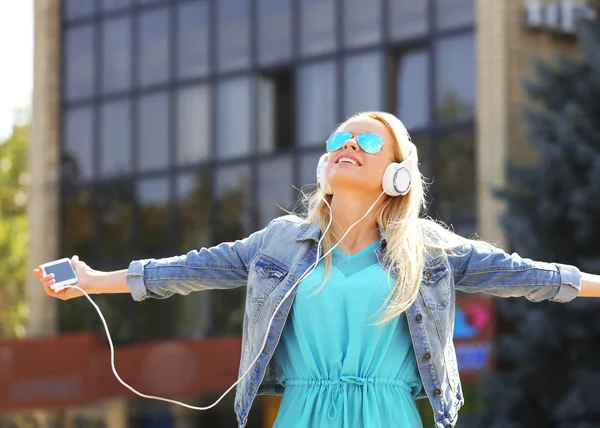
[138,91,170,172]
[297,61,336,147]
[64,0,95,21]
[258,69,295,154]
[137,177,172,257]
[177,84,210,166]
[217,0,251,72]
[177,171,211,252]
[435,34,475,124]
[388,0,428,41]
[64,25,95,102]
[258,156,294,228]
[343,52,383,118]
[217,77,252,159]
[100,0,132,14]
[63,106,94,182]
[100,100,132,178]
[300,0,336,57]
[177,1,210,79]
[436,131,476,235]
[97,183,134,261]
[61,189,93,260]
[258,0,293,66]
[138,7,170,87]
[343,0,382,48]
[102,16,132,95]
[436,0,474,31]
[394,49,430,131]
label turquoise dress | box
[273,242,424,428]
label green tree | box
[466,21,600,427]
[0,120,29,337]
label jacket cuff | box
[126,259,151,301]
[551,263,581,303]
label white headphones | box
[316,142,419,197]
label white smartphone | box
[42,258,79,292]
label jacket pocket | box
[250,254,290,302]
[420,262,451,309]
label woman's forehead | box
[338,117,391,138]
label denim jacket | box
[126,215,581,428]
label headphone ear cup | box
[317,153,333,195]
[383,160,413,197]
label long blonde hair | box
[301,111,470,324]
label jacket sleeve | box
[126,226,267,301]
[448,241,581,303]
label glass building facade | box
[59,0,476,425]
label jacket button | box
[415,314,423,322]
[276,311,283,317]
[434,387,442,396]
[424,352,431,360]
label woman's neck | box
[327,190,383,254]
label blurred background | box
[1,0,600,427]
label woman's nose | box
[343,138,359,151]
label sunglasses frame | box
[326,131,385,154]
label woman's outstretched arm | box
[579,272,600,297]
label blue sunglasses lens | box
[326,132,351,152]
[326,132,384,154]
[357,133,383,154]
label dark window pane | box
[213,165,252,336]
[102,17,131,94]
[411,133,430,181]
[64,25,95,102]
[344,52,383,118]
[177,85,210,165]
[344,0,381,48]
[218,0,250,72]
[299,152,323,191]
[300,0,336,57]
[61,189,93,259]
[389,0,428,40]
[436,0,474,30]
[138,92,170,172]
[177,171,211,252]
[435,34,475,124]
[63,107,94,181]
[258,0,292,65]
[258,71,295,154]
[65,0,94,20]
[100,100,131,177]
[101,0,132,13]
[397,50,429,130]
[97,183,134,261]
[258,157,293,228]
[139,8,170,87]
[214,165,252,243]
[137,177,171,257]
[217,77,251,159]
[297,61,336,146]
[295,152,323,213]
[177,1,210,79]
[436,131,476,232]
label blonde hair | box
[301,111,470,324]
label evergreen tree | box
[466,21,600,428]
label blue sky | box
[0,0,33,141]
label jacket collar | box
[295,221,388,247]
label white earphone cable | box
[56,187,390,411]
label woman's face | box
[325,117,396,196]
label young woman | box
[34,112,600,428]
